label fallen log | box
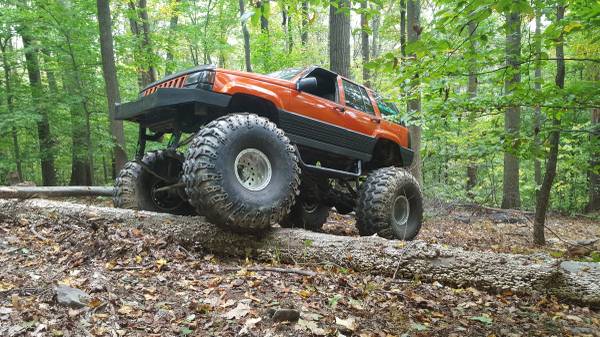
[0,198,598,307]
[0,186,113,199]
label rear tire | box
[113,150,193,215]
[183,113,300,232]
[280,174,330,231]
[328,187,356,215]
[355,167,423,240]
[280,202,330,231]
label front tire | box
[113,150,193,215]
[356,167,423,240]
[183,113,300,232]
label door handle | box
[370,117,381,123]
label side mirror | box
[297,77,318,92]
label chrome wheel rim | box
[392,195,410,229]
[234,148,272,191]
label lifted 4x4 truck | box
[112,65,423,240]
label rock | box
[560,261,600,275]
[453,215,471,224]
[490,212,524,224]
[231,279,244,287]
[89,272,107,292]
[575,238,598,246]
[269,308,300,322]
[567,326,595,335]
[55,285,90,308]
[567,245,592,258]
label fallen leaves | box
[336,316,358,332]
[1,207,600,336]
[296,318,327,335]
[470,314,493,325]
[222,300,251,320]
[155,258,168,271]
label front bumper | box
[113,88,231,121]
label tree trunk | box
[501,7,521,209]
[202,0,213,65]
[1,198,598,308]
[128,0,156,87]
[102,155,109,184]
[0,38,23,182]
[360,0,370,87]
[138,0,156,84]
[467,164,477,193]
[59,19,94,186]
[400,0,406,57]
[466,21,478,197]
[97,0,128,176]
[0,187,113,199]
[42,50,59,95]
[282,7,293,53]
[63,73,92,186]
[533,5,565,246]
[588,108,600,212]
[329,0,351,78]
[10,128,22,182]
[164,0,181,75]
[257,0,269,33]
[239,0,252,72]
[370,4,380,59]
[21,33,57,186]
[300,1,308,46]
[406,0,422,185]
[533,5,543,192]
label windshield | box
[266,67,305,80]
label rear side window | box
[375,94,398,116]
[342,79,365,111]
[360,87,375,115]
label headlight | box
[185,70,215,90]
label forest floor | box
[0,198,599,336]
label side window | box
[375,94,405,125]
[375,94,396,117]
[342,79,365,111]
[360,87,375,115]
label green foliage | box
[0,0,597,214]
[367,0,599,212]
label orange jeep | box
[112,65,423,240]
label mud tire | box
[280,174,330,231]
[356,167,423,240]
[183,113,300,232]
[113,150,193,215]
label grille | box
[142,75,188,96]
